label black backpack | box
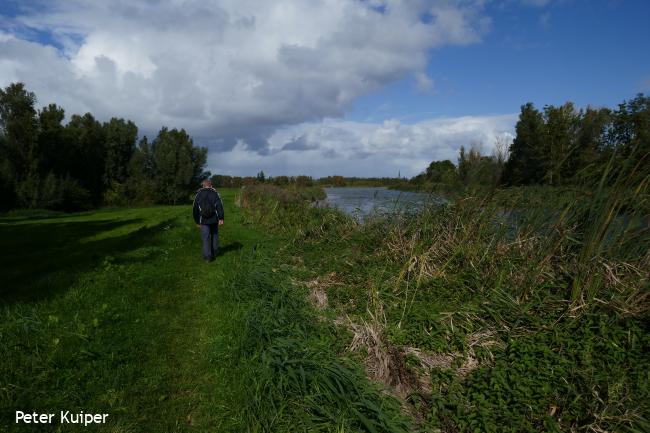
[198,191,216,219]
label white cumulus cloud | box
[209,114,516,178]
[1,0,499,175]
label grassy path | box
[0,191,267,431]
[1,191,407,432]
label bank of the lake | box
[241,184,650,433]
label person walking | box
[192,179,225,262]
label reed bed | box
[240,169,649,432]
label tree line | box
[411,94,649,190]
[210,174,405,188]
[210,172,318,188]
[3,81,646,212]
[0,83,209,211]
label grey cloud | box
[322,148,340,159]
[1,0,491,157]
[282,135,317,151]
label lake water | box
[322,187,444,218]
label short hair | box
[202,179,212,187]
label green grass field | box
[2,187,648,432]
[0,190,409,432]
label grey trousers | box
[200,224,219,260]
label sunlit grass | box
[1,189,411,432]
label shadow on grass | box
[217,241,244,257]
[0,217,175,304]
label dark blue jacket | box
[192,187,225,225]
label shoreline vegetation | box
[239,180,649,432]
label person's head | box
[202,179,212,188]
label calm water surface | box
[322,187,444,218]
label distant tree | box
[39,172,92,212]
[210,174,244,188]
[127,136,157,204]
[0,151,13,211]
[210,174,228,188]
[102,118,138,205]
[409,173,426,185]
[574,107,611,182]
[103,118,138,186]
[607,94,650,183]
[295,175,313,187]
[256,170,266,182]
[502,103,546,185]
[37,104,67,175]
[0,82,215,211]
[65,113,106,206]
[272,175,290,186]
[136,136,156,178]
[331,175,346,187]
[425,159,457,184]
[0,83,39,207]
[491,134,510,184]
[191,146,209,186]
[458,143,499,187]
[36,104,96,210]
[542,102,581,185]
[153,127,205,204]
[458,146,468,183]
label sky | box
[1,0,649,178]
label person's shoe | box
[205,257,215,263]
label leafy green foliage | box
[431,315,649,432]
[243,168,649,432]
[153,127,205,204]
[0,82,209,211]
[103,117,138,186]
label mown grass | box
[240,179,649,432]
[1,189,411,432]
[1,202,234,431]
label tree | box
[256,170,266,182]
[127,136,157,204]
[0,149,15,211]
[65,113,106,205]
[607,94,650,184]
[331,175,346,187]
[574,107,611,182]
[425,159,457,184]
[458,143,499,187]
[103,118,138,186]
[0,83,39,207]
[458,146,468,183]
[491,134,510,184]
[543,102,580,185]
[295,175,313,187]
[153,127,207,204]
[38,104,67,176]
[502,103,546,185]
[272,175,290,186]
[191,146,209,186]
